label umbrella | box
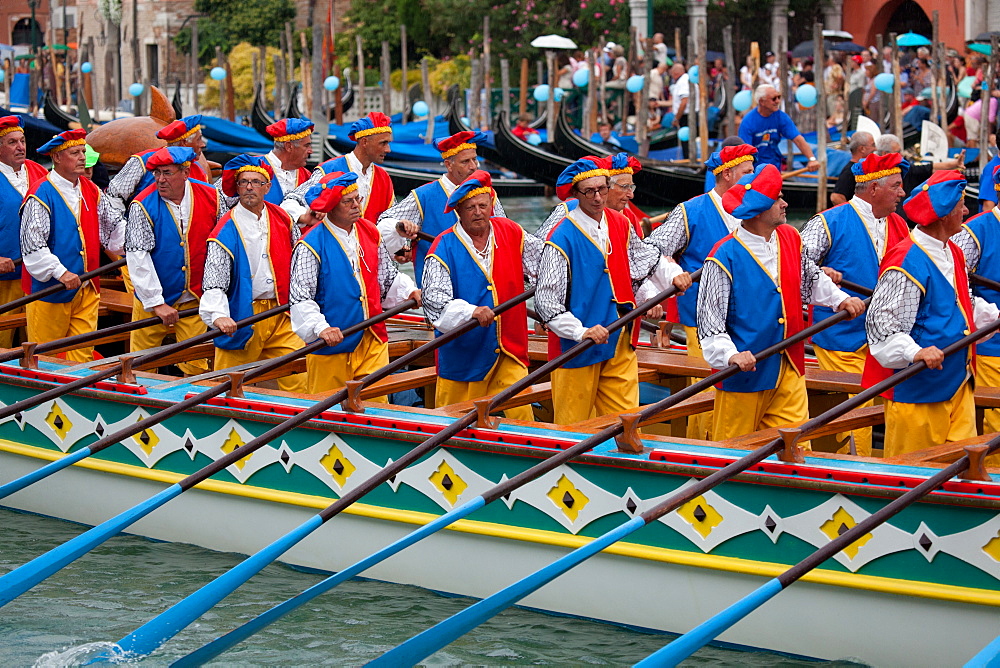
[705,50,725,62]
[530,35,577,50]
[897,32,932,47]
[822,30,854,41]
[14,54,35,61]
[973,31,1000,43]
[829,41,865,53]
[969,43,992,55]
[790,40,835,59]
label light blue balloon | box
[0,70,4,84]
[527,132,542,146]
[874,72,896,94]
[81,61,93,74]
[677,126,690,142]
[626,75,645,93]
[572,68,589,88]
[323,75,340,91]
[958,76,975,99]
[733,89,752,112]
[533,84,550,102]
[795,83,817,108]
[412,100,429,117]
[461,116,470,126]
[210,67,226,81]
[128,82,145,97]
[554,87,565,102]
[688,65,698,84]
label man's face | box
[456,192,492,230]
[760,193,788,227]
[720,159,755,188]
[180,129,207,156]
[597,124,612,140]
[606,174,634,212]
[941,198,969,236]
[573,175,609,219]
[236,173,270,210]
[280,136,313,169]
[759,87,782,114]
[153,164,190,203]
[329,191,362,227]
[869,174,905,217]
[670,64,685,80]
[53,145,87,178]
[444,149,479,183]
[358,134,392,164]
[858,138,876,159]
[0,130,26,171]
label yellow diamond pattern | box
[546,474,590,523]
[44,403,72,441]
[220,428,251,470]
[131,417,160,455]
[983,530,1000,562]
[320,444,356,487]
[429,460,468,507]
[677,496,723,539]
[820,506,872,560]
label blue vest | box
[412,180,457,289]
[810,203,883,353]
[0,172,25,281]
[963,210,1000,357]
[708,236,790,393]
[546,216,634,369]
[210,218,257,351]
[673,193,731,327]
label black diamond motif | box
[95,422,105,437]
[918,534,933,551]
[838,523,849,536]
[562,491,575,508]
[388,475,396,484]
[441,474,453,490]
[333,459,345,475]
[502,492,511,501]
[626,498,637,514]
[764,516,777,533]
[14,412,22,423]
[280,450,290,464]
[139,431,150,445]
[53,415,64,430]
[183,438,195,453]
[693,505,707,522]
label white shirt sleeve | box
[20,197,67,282]
[290,300,330,343]
[382,269,417,309]
[973,295,1000,338]
[128,250,165,310]
[809,269,851,309]
[199,289,231,328]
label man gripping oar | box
[422,170,542,420]
[698,163,865,441]
[290,171,419,395]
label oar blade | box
[0,446,93,501]
[965,634,1000,668]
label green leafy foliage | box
[173,0,296,66]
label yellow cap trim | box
[340,182,358,195]
[50,138,86,153]
[0,125,24,138]
[456,185,492,205]
[572,167,611,184]
[353,125,392,139]
[274,128,313,142]
[236,164,271,179]
[167,124,203,143]
[855,166,901,183]
[712,153,755,175]
[608,166,634,176]
[440,142,477,159]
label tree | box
[174,0,296,66]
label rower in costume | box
[422,170,543,420]
[536,157,691,425]
[125,147,221,375]
[200,155,307,394]
[601,152,645,237]
[377,130,506,288]
[645,142,757,440]
[697,164,864,442]
[800,152,909,456]
[285,112,395,225]
[954,165,1000,438]
[19,129,104,363]
[289,171,419,396]
[0,115,48,348]
[865,170,1000,458]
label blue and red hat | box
[0,115,24,138]
[144,147,197,170]
[434,130,487,159]
[902,169,967,226]
[993,164,1000,192]
[348,112,392,142]
[266,117,315,143]
[852,152,910,182]
[444,170,494,213]
[722,163,783,219]
[221,154,274,197]
[705,144,757,175]
[556,156,609,201]
[37,128,87,156]
[304,171,359,213]
[606,152,642,176]
[156,115,203,143]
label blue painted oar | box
[965,634,1000,668]
[637,434,1000,667]
[364,315,1000,667]
[158,273,699,665]
[0,300,416,609]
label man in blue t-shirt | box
[738,84,820,171]
[980,135,1000,213]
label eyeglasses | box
[578,185,609,198]
[153,169,180,178]
[236,179,269,188]
[768,95,782,101]
[612,182,637,192]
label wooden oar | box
[780,166,811,180]
[130,276,696,662]
[0,300,418,609]
[0,303,288,424]
[363,307,1000,667]
[964,634,1000,668]
[636,434,1000,667]
[972,273,1000,294]
[107,288,536,659]
[0,307,199,364]
[0,257,127,315]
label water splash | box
[34,642,129,667]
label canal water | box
[1,196,848,666]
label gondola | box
[284,82,303,121]
[42,90,80,132]
[326,70,355,118]
[0,104,64,162]
[250,83,275,139]
[171,80,184,120]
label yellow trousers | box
[551,332,638,425]
[683,325,713,441]
[713,357,810,447]
[813,345,875,457]
[0,279,24,349]
[130,298,209,376]
[436,353,534,421]
[305,329,389,400]
[883,382,977,459]
[977,355,1000,435]
[26,283,99,363]
[213,299,307,394]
